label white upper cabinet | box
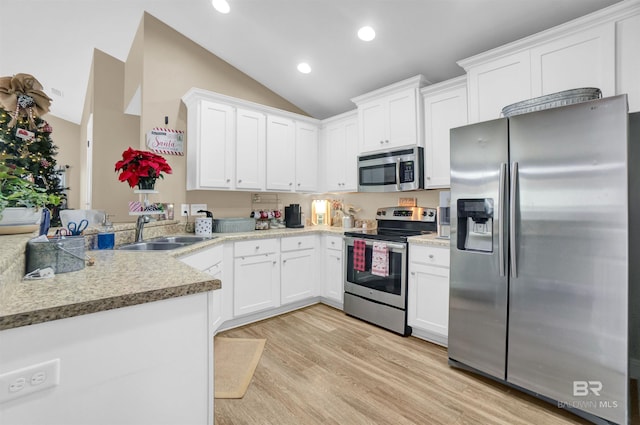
[184,99,234,190]
[266,115,296,191]
[294,122,319,192]
[352,75,429,154]
[236,108,266,190]
[459,1,640,122]
[182,88,319,193]
[321,110,358,192]
[421,77,468,188]
[530,22,615,97]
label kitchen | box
[1,0,640,424]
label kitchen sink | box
[118,242,188,251]
[118,235,216,251]
[148,236,214,244]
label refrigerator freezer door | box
[449,118,509,379]
[507,96,628,424]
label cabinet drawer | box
[324,235,343,251]
[234,238,278,257]
[281,235,316,252]
[410,244,450,268]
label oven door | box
[344,237,407,309]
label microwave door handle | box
[396,158,401,191]
[498,162,507,277]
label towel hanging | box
[353,239,366,272]
[371,242,389,277]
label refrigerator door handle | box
[510,162,518,278]
[499,162,507,277]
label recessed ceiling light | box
[297,62,312,74]
[358,26,376,42]
[211,0,230,14]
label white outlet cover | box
[190,204,207,216]
[0,359,60,404]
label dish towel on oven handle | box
[371,242,389,277]
[353,239,366,272]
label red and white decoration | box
[145,127,184,156]
[128,201,143,213]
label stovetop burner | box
[344,206,437,243]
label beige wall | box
[43,115,81,209]
[75,12,444,224]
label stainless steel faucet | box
[135,215,151,242]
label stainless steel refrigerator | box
[448,95,633,425]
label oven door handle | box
[346,239,406,251]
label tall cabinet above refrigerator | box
[448,94,636,425]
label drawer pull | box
[428,254,434,259]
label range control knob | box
[427,210,435,217]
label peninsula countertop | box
[0,224,448,331]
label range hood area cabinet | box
[182,89,320,193]
[351,75,430,154]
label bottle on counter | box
[97,214,115,249]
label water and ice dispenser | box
[457,199,494,253]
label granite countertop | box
[0,223,448,332]
[407,233,451,248]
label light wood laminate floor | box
[214,304,604,425]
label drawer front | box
[281,235,316,252]
[234,238,279,257]
[324,235,343,251]
[409,244,450,268]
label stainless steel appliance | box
[357,146,424,192]
[437,191,451,239]
[344,206,436,336]
[449,95,635,425]
[284,204,303,228]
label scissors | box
[67,219,89,236]
[54,228,71,237]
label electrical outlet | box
[191,204,207,216]
[180,204,189,217]
[0,359,60,404]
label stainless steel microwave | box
[357,146,424,192]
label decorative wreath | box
[0,73,52,129]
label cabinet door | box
[204,262,224,329]
[236,108,266,190]
[617,13,640,112]
[194,100,234,189]
[530,23,615,98]
[407,262,450,341]
[266,115,295,191]
[359,100,386,152]
[343,118,358,191]
[386,89,418,149]
[323,247,343,305]
[295,122,319,192]
[281,249,316,304]
[467,51,531,123]
[323,122,347,192]
[234,254,280,317]
[423,85,467,188]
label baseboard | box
[410,328,448,347]
[217,298,323,333]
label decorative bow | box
[0,73,52,129]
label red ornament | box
[42,123,53,133]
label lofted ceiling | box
[0,0,622,124]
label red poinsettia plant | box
[114,147,172,188]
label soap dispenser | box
[97,213,115,249]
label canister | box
[195,217,213,236]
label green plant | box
[0,155,60,220]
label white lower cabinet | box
[408,244,450,346]
[233,239,280,317]
[280,235,318,304]
[178,244,225,330]
[322,235,343,307]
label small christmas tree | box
[0,74,66,224]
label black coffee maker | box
[284,204,304,228]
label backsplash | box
[185,190,444,224]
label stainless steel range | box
[343,206,437,336]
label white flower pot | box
[0,207,42,234]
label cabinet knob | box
[289,182,293,186]
[226,179,231,183]
[298,241,302,245]
[255,246,260,250]
[429,254,434,259]
[426,176,431,180]
[411,271,416,275]
[273,261,277,265]
[297,183,301,186]
[283,259,287,264]
[238,179,242,183]
[379,140,384,144]
[385,140,389,144]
